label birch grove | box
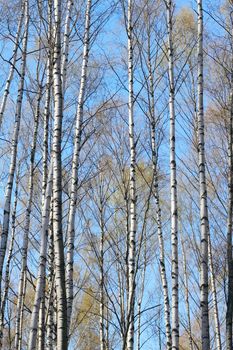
[0,0,232,349]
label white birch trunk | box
[42,0,53,206]
[0,169,19,348]
[100,206,105,350]
[46,200,55,350]
[15,86,41,350]
[28,0,53,350]
[226,22,233,349]
[166,1,179,348]
[181,238,193,350]
[17,270,27,350]
[53,1,67,348]
[197,2,210,349]
[38,298,45,350]
[27,167,53,350]
[66,0,92,334]
[126,1,137,349]
[208,236,221,350]
[136,239,146,350]
[148,34,172,350]
[0,0,29,304]
[0,1,25,129]
[61,0,73,94]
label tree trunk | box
[197,2,210,349]
[0,167,20,348]
[166,1,179,349]
[27,167,53,350]
[42,0,53,206]
[0,0,29,304]
[208,235,221,350]
[15,85,42,350]
[52,1,67,348]
[126,1,136,349]
[226,19,233,349]
[181,237,193,350]
[147,29,172,350]
[0,1,25,129]
[46,199,55,350]
[136,237,146,350]
[66,0,92,334]
[100,205,105,350]
[61,0,73,94]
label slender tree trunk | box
[42,0,53,205]
[106,299,109,350]
[126,1,136,349]
[208,235,221,350]
[15,85,42,350]
[52,1,67,348]
[136,238,146,350]
[166,1,179,349]
[181,237,193,350]
[27,2,53,348]
[0,1,25,129]
[17,270,27,350]
[46,200,55,350]
[38,3,53,346]
[0,0,29,304]
[0,168,20,348]
[38,300,45,350]
[147,32,172,350]
[66,0,92,334]
[100,206,105,350]
[61,0,73,93]
[226,21,233,350]
[27,168,53,350]
[197,2,210,349]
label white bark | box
[17,270,27,350]
[27,167,53,350]
[197,2,210,349]
[0,169,19,348]
[100,205,105,350]
[208,236,221,350]
[53,1,67,348]
[181,238,193,350]
[136,239,146,350]
[15,85,41,350]
[61,0,74,94]
[42,0,53,206]
[66,0,92,334]
[46,200,55,350]
[126,1,136,349]
[166,1,179,349]
[226,20,233,349]
[0,1,25,129]
[148,34,172,350]
[27,2,53,347]
[38,299,45,350]
[0,0,29,317]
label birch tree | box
[197,2,210,349]
[166,1,179,348]
[0,1,25,130]
[226,8,233,348]
[27,168,53,350]
[0,0,29,308]
[66,0,92,335]
[0,166,20,348]
[126,1,137,349]
[52,0,67,348]
[15,82,42,350]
